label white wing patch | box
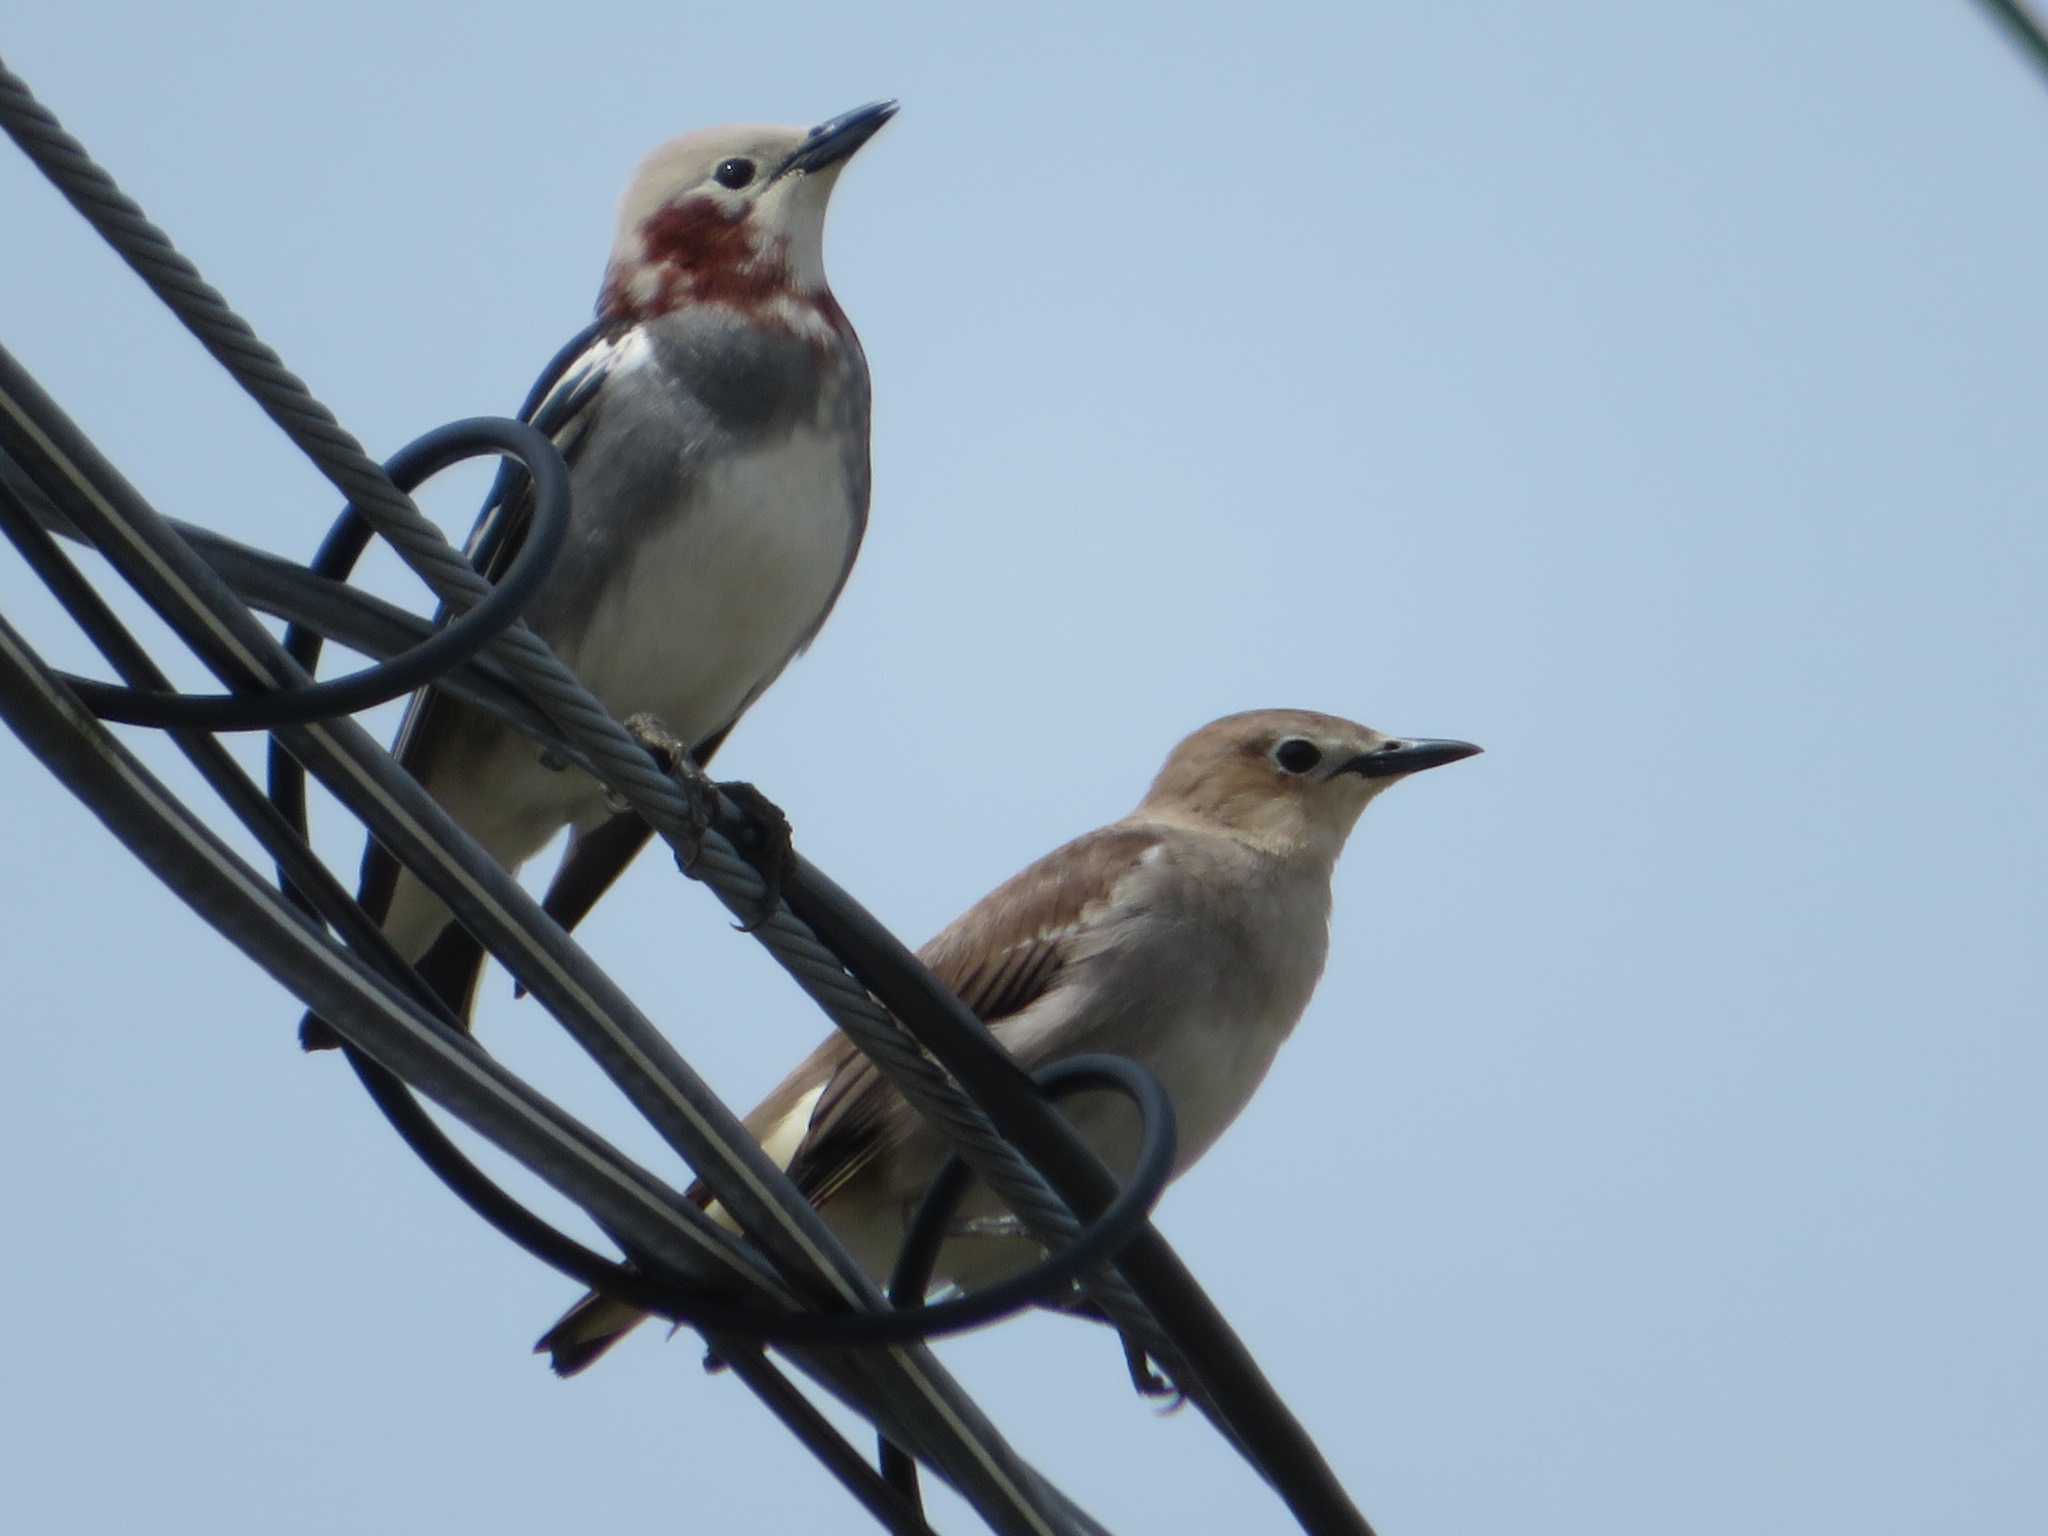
[533,327,652,463]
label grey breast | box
[522,308,866,654]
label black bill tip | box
[1339,737,1483,780]
[781,99,898,177]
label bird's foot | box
[620,714,793,930]
[713,780,795,932]
[622,712,717,873]
[1119,1335,1185,1410]
[1052,1292,1189,1408]
[624,711,690,777]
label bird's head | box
[1137,709,1481,858]
[599,100,896,329]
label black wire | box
[51,416,568,730]
[266,329,592,916]
[716,1345,941,1536]
[337,1036,1180,1350]
[0,466,654,1294]
[1975,0,2048,86]
[0,442,722,1340]
[0,599,947,1536]
[877,1055,1180,1513]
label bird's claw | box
[715,780,795,932]
[622,716,793,925]
[1120,1335,1185,1409]
[623,712,716,875]
[624,711,689,776]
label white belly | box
[562,426,854,750]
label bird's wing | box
[303,325,626,1050]
[754,824,1166,1209]
[381,319,618,796]
[329,323,625,1002]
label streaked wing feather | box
[772,825,1164,1206]
[331,324,628,1026]
[386,320,620,779]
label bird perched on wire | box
[304,101,896,1048]
[537,708,1481,1373]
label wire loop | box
[56,416,567,730]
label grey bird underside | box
[302,309,867,1048]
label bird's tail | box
[535,1291,651,1377]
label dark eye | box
[1274,739,1323,775]
[713,157,756,190]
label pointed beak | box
[778,100,898,178]
[1337,737,1484,780]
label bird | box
[537,707,1481,1374]
[303,101,896,1048]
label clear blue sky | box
[3,3,2043,1531]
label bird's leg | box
[622,710,690,778]
[1119,1335,1183,1406]
[710,780,795,933]
[1050,1294,1186,1407]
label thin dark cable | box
[716,1346,941,1536]
[0,479,672,1303]
[51,417,567,729]
[1974,0,2048,85]
[878,1056,1180,1515]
